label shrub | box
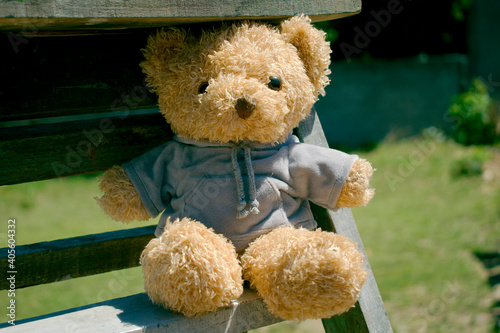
[447,78,498,145]
[450,146,490,178]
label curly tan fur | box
[241,227,367,321]
[96,165,150,222]
[140,15,330,144]
[140,218,243,316]
[280,15,331,96]
[98,15,373,320]
[337,158,375,208]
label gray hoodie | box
[123,134,357,251]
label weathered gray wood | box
[0,31,156,122]
[296,108,393,333]
[0,225,156,290]
[0,113,172,185]
[326,209,393,333]
[0,2,394,330]
[0,107,392,331]
[296,106,330,147]
[0,289,282,333]
[0,0,361,31]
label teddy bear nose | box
[235,98,256,119]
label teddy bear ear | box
[140,28,189,90]
[280,15,332,96]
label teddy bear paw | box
[241,227,367,321]
[337,158,375,208]
[140,218,243,316]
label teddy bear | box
[97,15,374,321]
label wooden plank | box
[0,32,157,122]
[0,112,173,185]
[324,209,393,333]
[0,225,156,290]
[0,0,361,31]
[296,108,393,333]
[0,289,282,332]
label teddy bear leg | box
[241,227,367,321]
[140,218,243,317]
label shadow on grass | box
[474,251,500,332]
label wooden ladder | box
[0,1,392,332]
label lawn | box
[1,131,499,332]
[351,130,499,333]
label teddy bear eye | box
[268,76,282,91]
[198,82,209,94]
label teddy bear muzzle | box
[235,97,256,119]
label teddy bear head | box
[141,15,331,144]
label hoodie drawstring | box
[231,146,260,219]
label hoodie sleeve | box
[122,143,173,218]
[288,142,357,210]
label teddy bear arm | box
[97,165,151,223]
[336,158,375,208]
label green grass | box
[1,134,499,332]
[351,132,499,333]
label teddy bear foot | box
[241,227,368,321]
[140,218,243,317]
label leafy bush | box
[447,78,498,145]
[450,146,490,178]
